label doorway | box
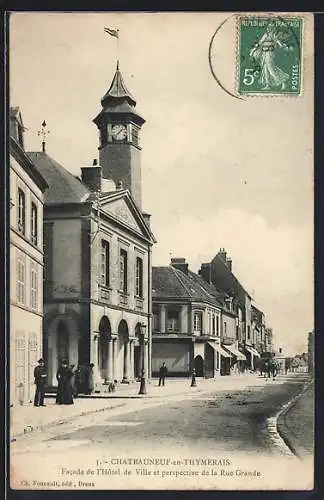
[194,355,204,377]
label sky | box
[9,12,314,355]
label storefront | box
[223,343,247,373]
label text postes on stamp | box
[237,16,303,96]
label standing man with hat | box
[34,358,47,407]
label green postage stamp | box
[237,15,303,96]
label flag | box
[104,27,119,38]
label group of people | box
[34,358,169,406]
[33,358,95,407]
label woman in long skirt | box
[56,360,74,404]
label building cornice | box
[10,137,48,192]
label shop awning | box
[208,342,231,358]
[222,344,246,361]
[245,346,261,358]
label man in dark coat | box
[34,358,47,407]
[56,360,74,405]
[158,362,168,387]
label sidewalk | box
[277,379,314,457]
[9,373,269,439]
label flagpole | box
[117,29,120,69]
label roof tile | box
[27,151,90,205]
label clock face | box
[111,124,127,141]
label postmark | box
[237,15,303,96]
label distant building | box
[251,305,266,354]
[10,107,48,405]
[290,353,308,373]
[198,249,261,370]
[28,65,156,389]
[152,258,246,378]
[264,327,274,354]
[308,330,315,374]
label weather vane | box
[37,120,50,152]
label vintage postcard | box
[8,12,314,491]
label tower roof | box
[101,63,136,107]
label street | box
[11,374,314,490]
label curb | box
[10,376,287,442]
[275,378,314,458]
[11,402,127,441]
[11,383,227,441]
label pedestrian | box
[73,365,82,397]
[85,363,94,395]
[56,359,74,405]
[33,358,47,407]
[158,362,168,387]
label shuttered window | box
[30,263,38,310]
[15,333,26,403]
[16,255,25,305]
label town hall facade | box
[28,64,155,389]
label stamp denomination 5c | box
[237,15,303,96]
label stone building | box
[264,327,274,354]
[198,249,261,370]
[251,304,266,354]
[10,107,48,405]
[152,258,246,377]
[28,65,155,389]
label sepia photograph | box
[8,11,314,491]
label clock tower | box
[93,62,145,209]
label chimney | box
[218,247,227,262]
[171,257,189,274]
[199,263,212,284]
[81,159,102,192]
[226,258,232,271]
[142,211,151,229]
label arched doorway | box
[98,316,111,380]
[118,320,129,382]
[194,355,204,377]
[57,321,69,364]
[45,311,80,387]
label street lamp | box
[138,323,147,395]
[191,368,197,387]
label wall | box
[221,310,236,344]
[90,208,149,314]
[10,305,42,405]
[152,342,190,375]
[100,143,142,209]
[51,219,82,299]
[10,152,44,406]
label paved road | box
[12,374,310,456]
[11,374,313,490]
[57,375,307,453]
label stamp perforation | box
[235,12,305,99]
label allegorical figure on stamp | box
[33,358,47,407]
[249,24,291,90]
[56,359,74,405]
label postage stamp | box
[237,15,303,96]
